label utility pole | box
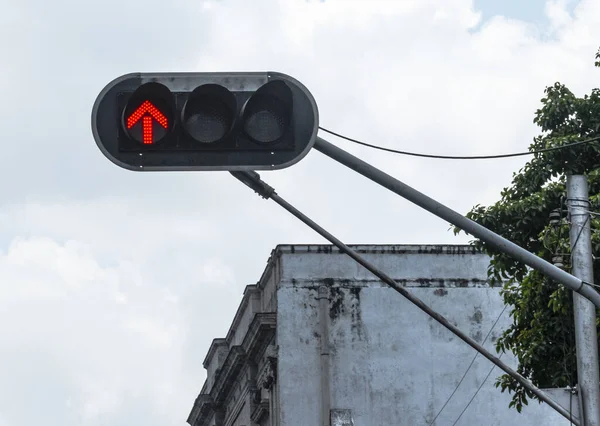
[567,174,600,426]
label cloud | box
[0,235,194,425]
[1,0,600,425]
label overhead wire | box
[452,356,502,426]
[429,305,507,426]
[318,127,600,160]
[571,215,591,256]
[555,205,576,394]
[547,207,600,288]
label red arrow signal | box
[126,100,169,144]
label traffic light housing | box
[91,72,319,171]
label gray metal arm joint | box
[230,171,275,199]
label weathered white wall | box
[275,246,571,425]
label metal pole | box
[313,137,600,309]
[318,286,332,426]
[230,170,580,425]
[567,174,600,426]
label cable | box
[452,355,502,426]
[429,305,508,426]
[318,127,600,160]
[231,170,579,425]
[584,281,600,290]
[570,215,590,253]
[568,214,596,293]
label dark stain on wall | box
[349,287,364,342]
[326,283,367,343]
[329,286,345,321]
[470,308,483,324]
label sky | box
[0,0,598,425]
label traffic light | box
[91,72,319,171]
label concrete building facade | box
[187,245,574,426]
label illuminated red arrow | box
[126,100,168,144]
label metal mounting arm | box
[314,136,600,309]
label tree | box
[454,48,600,411]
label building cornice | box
[273,244,480,256]
[210,345,247,405]
[186,394,216,426]
[251,400,270,423]
[242,313,276,362]
[202,338,227,369]
[224,285,260,344]
[223,381,257,426]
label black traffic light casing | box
[91,72,318,171]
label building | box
[187,245,576,426]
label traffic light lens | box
[121,83,174,145]
[184,101,232,144]
[182,85,237,144]
[242,80,292,145]
[244,99,287,144]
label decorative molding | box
[191,314,276,426]
[256,247,283,291]
[224,285,260,345]
[190,277,279,426]
[257,352,278,391]
[187,394,217,426]
[210,346,247,405]
[251,400,270,423]
[202,338,228,369]
[251,386,262,406]
[225,399,245,426]
[242,313,276,362]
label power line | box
[553,206,599,289]
[571,215,591,256]
[452,356,502,426]
[429,305,507,425]
[318,127,600,160]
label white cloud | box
[546,0,575,29]
[0,236,193,424]
[1,0,600,425]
